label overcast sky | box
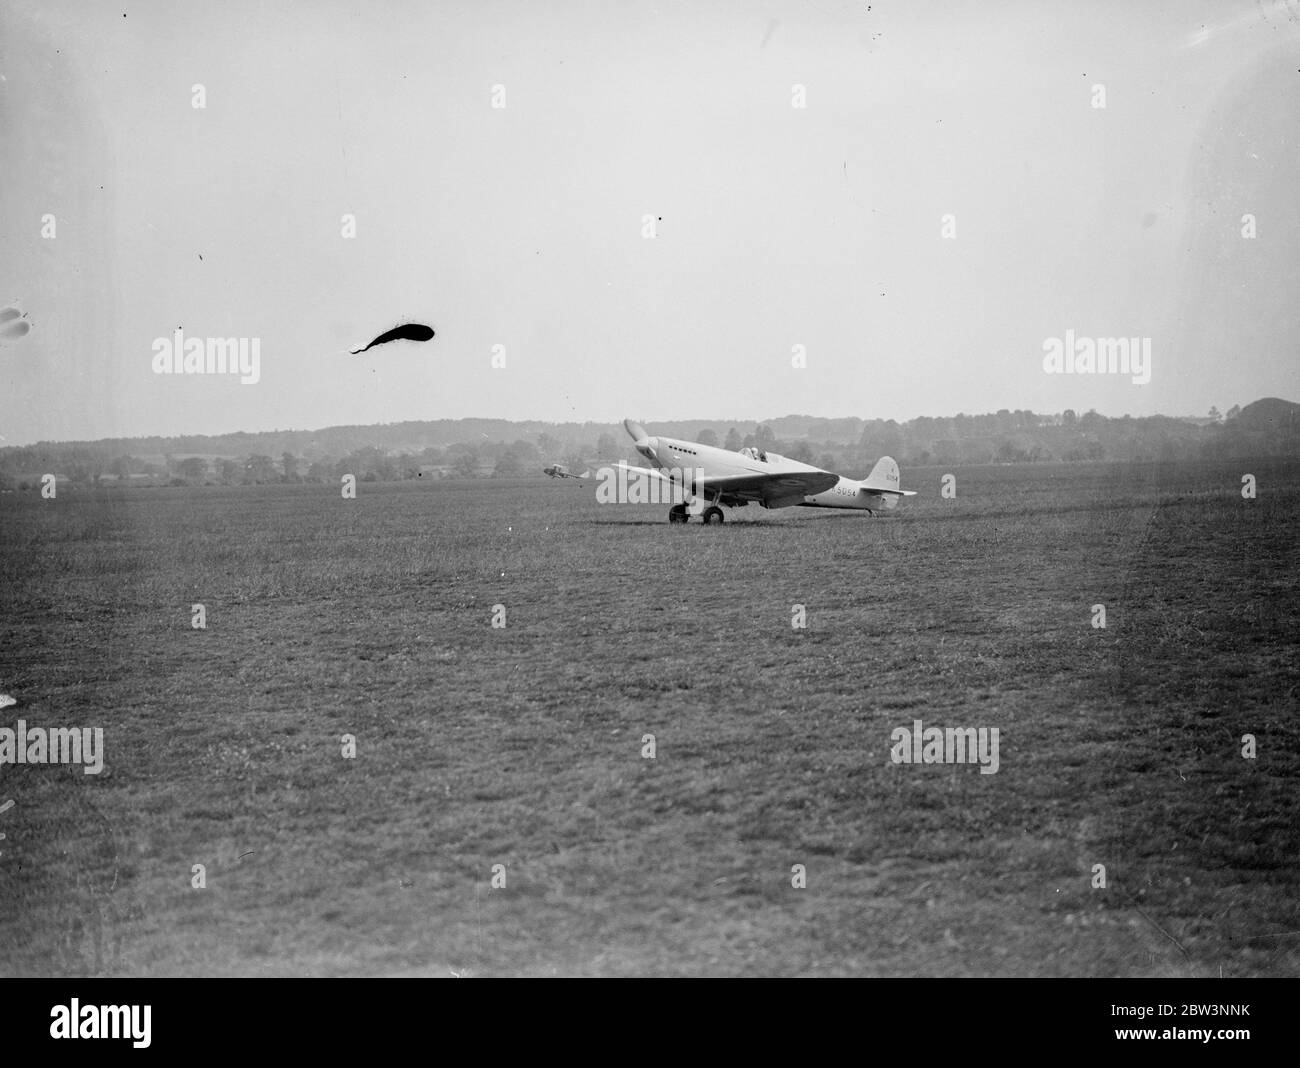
[1,0,1298,446]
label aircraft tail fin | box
[862,456,917,499]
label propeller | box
[623,418,659,466]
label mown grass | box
[0,459,1296,975]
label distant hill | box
[1,400,1295,488]
[1235,396,1300,430]
[1210,397,1300,459]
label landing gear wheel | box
[668,503,689,524]
[701,506,725,525]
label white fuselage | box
[638,437,885,510]
[800,477,893,511]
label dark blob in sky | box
[0,306,31,343]
[351,322,435,354]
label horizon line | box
[2,398,1290,451]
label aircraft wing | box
[609,462,672,483]
[701,470,838,508]
[610,463,836,508]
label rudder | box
[863,456,902,492]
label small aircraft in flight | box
[614,419,916,524]
[542,462,590,479]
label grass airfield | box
[0,459,1297,976]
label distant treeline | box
[3,398,1296,488]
